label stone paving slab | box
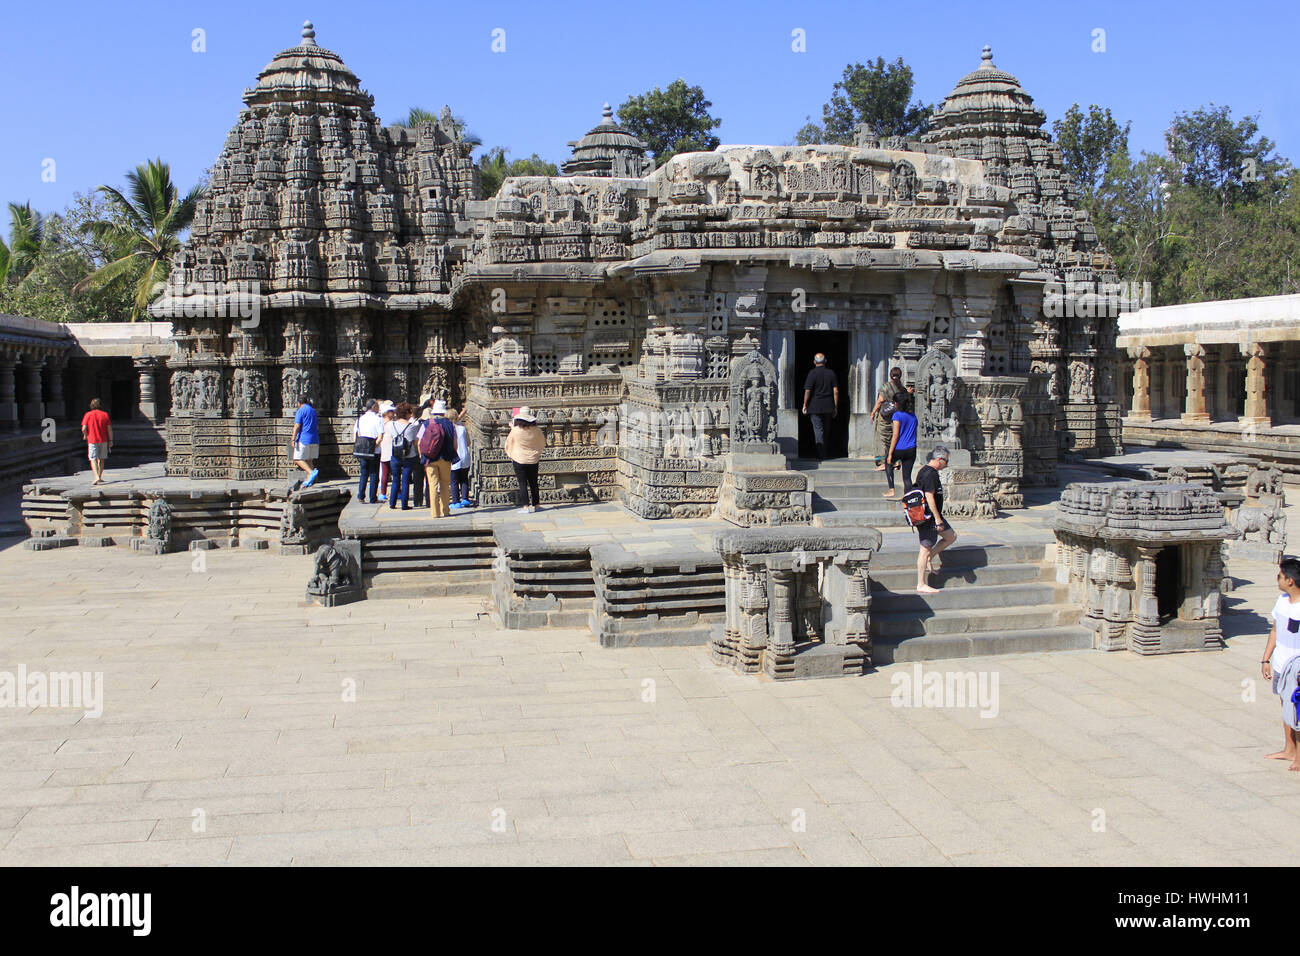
[1,472,1298,866]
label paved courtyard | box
[0,479,1296,866]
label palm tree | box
[402,106,483,149]
[478,147,509,197]
[0,202,45,286]
[72,159,204,320]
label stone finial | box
[302,20,316,45]
[601,103,615,126]
[980,45,993,67]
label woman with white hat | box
[419,400,458,518]
[504,406,546,513]
[378,401,397,502]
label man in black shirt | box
[802,353,839,460]
[913,445,957,594]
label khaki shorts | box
[88,442,109,461]
[293,442,319,461]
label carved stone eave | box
[1049,519,1239,544]
[149,291,457,317]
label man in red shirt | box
[81,398,113,484]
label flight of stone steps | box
[791,457,910,526]
[867,538,1092,663]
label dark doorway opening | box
[794,330,850,459]
[1155,546,1183,622]
[110,377,135,422]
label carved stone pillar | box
[737,561,768,674]
[768,566,798,656]
[19,354,45,425]
[893,276,935,381]
[1128,545,1162,654]
[41,355,67,421]
[953,279,996,378]
[0,353,18,432]
[1240,341,1270,426]
[134,356,162,423]
[1181,343,1209,422]
[1127,345,1151,421]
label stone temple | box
[151,25,1126,520]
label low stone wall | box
[0,431,85,490]
[21,481,348,552]
[589,543,724,647]
[617,446,724,519]
[712,469,812,527]
[475,445,617,509]
[165,415,355,481]
[491,529,595,629]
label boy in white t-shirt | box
[1261,558,1300,769]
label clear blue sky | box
[4,0,1296,214]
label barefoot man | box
[913,446,956,595]
[81,398,113,485]
[1262,558,1300,769]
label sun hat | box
[379,400,395,414]
[514,406,538,423]
[432,400,449,415]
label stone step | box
[870,542,1052,571]
[869,561,1052,592]
[790,458,887,471]
[870,602,1080,639]
[813,510,910,527]
[870,582,1067,613]
[871,626,1095,664]
[363,574,494,600]
[814,494,906,509]
[364,545,496,560]
[814,511,913,529]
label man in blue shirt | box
[291,395,320,487]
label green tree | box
[1165,104,1285,200]
[0,193,138,323]
[478,149,560,198]
[1096,114,1298,305]
[618,80,722,167]
[1052,103,1132,203]
[797,57,932,145]
[0,202,46,285]
[72,159,204,320]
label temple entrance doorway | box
[1155,546,1183,622]
[794,330,850,459]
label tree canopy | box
[617,80,722,167]
[1054,102,1298,305]
[477,149,560,198]
[0,193,141,323]
[796,57,933,146]
[72,158,204,320]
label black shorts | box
[916,518,951,549]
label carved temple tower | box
[155,33,1124,517]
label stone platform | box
[21,463,349,554]
[331,488,1093,672]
